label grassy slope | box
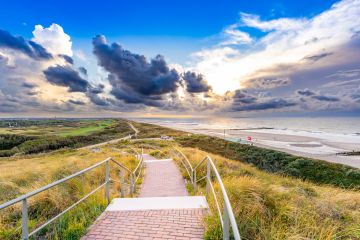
[2,120,360,239]
[0,119,133,157]
[131,121,360,189]
[0,144,142,240]
[176,134,360,189]
[0,119,114,137]
[174,147,360,239]
[57,120,114,137]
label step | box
[106,196,208,211]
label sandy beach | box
[135,117,360,169]
[186,128,360,168]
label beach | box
[134,117,360,168]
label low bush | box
[176,134,360,188]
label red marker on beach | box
[247,136,252,141]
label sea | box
[132,117,360,144]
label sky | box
[0,0,360,117]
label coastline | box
[134,119,360,169]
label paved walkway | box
[82,154,207,240]
[140,154,188,197]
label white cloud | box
[220,24,253,46]
[192,0,360,95]
[32,23,73,56]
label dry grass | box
[174,147,360,240]
[0,143,143,239]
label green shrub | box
[176,135,360,189]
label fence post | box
[105,160,110,204]
[22,199,29,240]
[193,170,197,194]
[206,160,211,197]
[223,206,230,240]
[119,169,125,198]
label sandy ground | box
[196,128,360,168]
[147,123,360,168]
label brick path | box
[82,209,205,240]
[140,158,188,197]
[82,155,207,240]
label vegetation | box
[174,147,360,240]
[176,134,360,189]
[2,120,360,239]
[131,121,187,138]
[132,121,360,189]
[0,119,133,157]
[0,145,143,240]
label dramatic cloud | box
[232,97,296,111]
[297,89,340,102]
[60,54,74,64]
[243,77,291,89]
[182,71,211,93]
[0,29,52,60]
[312,95,340,102]
[192,0,360,95]
[232,90,257,104]
[297,89,316,96]
[43,65,89,92]
[303,52,333,62]
[92,35,181,107]
[32,24,73,56]
[78,66,87,75]
[68,99,85,105]
[230,89,296,112]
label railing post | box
[132,173,137,193]
[223,206,230,240]
[206,160,211,197]
[22,199,29,240]
[193,170,197,194]
[119,169,125,198]
[130,173,134,195]
[105,160,110,204]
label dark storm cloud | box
[303,52,333,62]
[68,99,86,105]
[182,71,211,93]
[43,65,111,106]
[21,82,37,89]
[232,90,257,104]
[59,54,74,64]
[92,35,180,107]
[231,89,296,112]
[296,89,315,96]
[296,89,339,102]
[232,98,296,111]
[312,95,339,102]
[245,77,291,89]
[43,65,89,92]
[86,85,109,106]
[0,29,52,60]
[78,67,88,76]
[88,84,104,94]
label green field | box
[0,119,133,157]
[0,119,115,137]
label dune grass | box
[173,147,360,239]
[0,144,143,240]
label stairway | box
[82,154,208,240]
